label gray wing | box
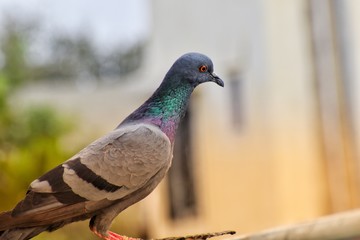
[63,123,172,201]
[12,123,172,216]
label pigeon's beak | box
[211,72,224,87]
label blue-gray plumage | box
[0,52,223,240]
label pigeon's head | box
[165,52,224,88]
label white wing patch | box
[30,179,52,193]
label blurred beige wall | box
[143,0,360,237]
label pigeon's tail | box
[0,201,93,240]
[0,207,87,240]
[0,211,46,240]
[0,195,116,240]
[0,226,47,240]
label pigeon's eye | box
[199,65,208,73]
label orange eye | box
[199,65,208,72]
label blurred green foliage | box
[0,16,72,210]
[0,14,145,239]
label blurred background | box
[1,0,360,239]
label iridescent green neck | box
[120,83,194,142]
[145,84,193,120]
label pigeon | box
[0,52,224,240]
